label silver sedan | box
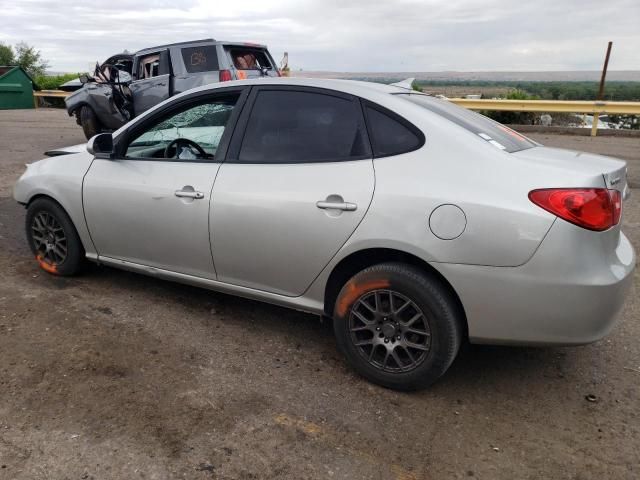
[13,78,636,390]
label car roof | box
[135,39,268,55]
[119,78,419,138]
[136,38,216,54]
[113,76,441,145]
[104,53,134,63]
[186,77,410,98]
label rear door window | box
[237,89,370,163]
[365,105,424,157]
[181,46,219,73]
[399,93,536,153]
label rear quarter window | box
[364,104,424,157]
[181,46,220,73]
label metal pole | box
[591,41,612,137]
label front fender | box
[64,88,88,115]
[65,84,128,130]
[13,152,97,258]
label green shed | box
[0,66,39,109]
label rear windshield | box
[181,46,219,73]
[227,47,274,70]
[399,93,537,153]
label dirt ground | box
[0,109,638,480]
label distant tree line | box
[411,80,640,102]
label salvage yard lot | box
[0,109,638,479]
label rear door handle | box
[316,200,357,211]
[175,190,204,199]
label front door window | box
[125,95,239,160]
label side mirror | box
[87,133,114,159]
[79,74,89,84]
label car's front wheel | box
[79,105,102,140]
[333,262,463,390]
[26,198,85,276]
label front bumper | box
[434,221,636,346]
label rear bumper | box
[434,222,636,346]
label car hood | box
[59,78,84,92]
[44,143,87,157]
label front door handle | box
[175,189,204,199]
[316,200,357,211]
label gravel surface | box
[0,109,638,479]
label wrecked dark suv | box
[65,39,280,139]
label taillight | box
[529,188,622,232]
[219,69,232,82]
[611,189,622,225]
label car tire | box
[80,105,102,140]
[25,198,85,276]
[333,262,463,390]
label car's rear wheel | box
[79,105,102,140]
[26,198,85,276]
[333,262,463,390]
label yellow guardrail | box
[33,89,71,108]
[448,98,640,136]
[448,98,640,115]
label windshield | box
[398,93,537,153]
[114,70,131,83]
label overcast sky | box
[1,0,638,73]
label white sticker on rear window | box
[477,132,506,150]
[488,140,507,150]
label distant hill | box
[292,70,640,82]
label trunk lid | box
[512,146,629,199]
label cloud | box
[0,0,637,72]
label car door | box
[83,88,247,279]
[130,50,171,115]
[211,86,375,296]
